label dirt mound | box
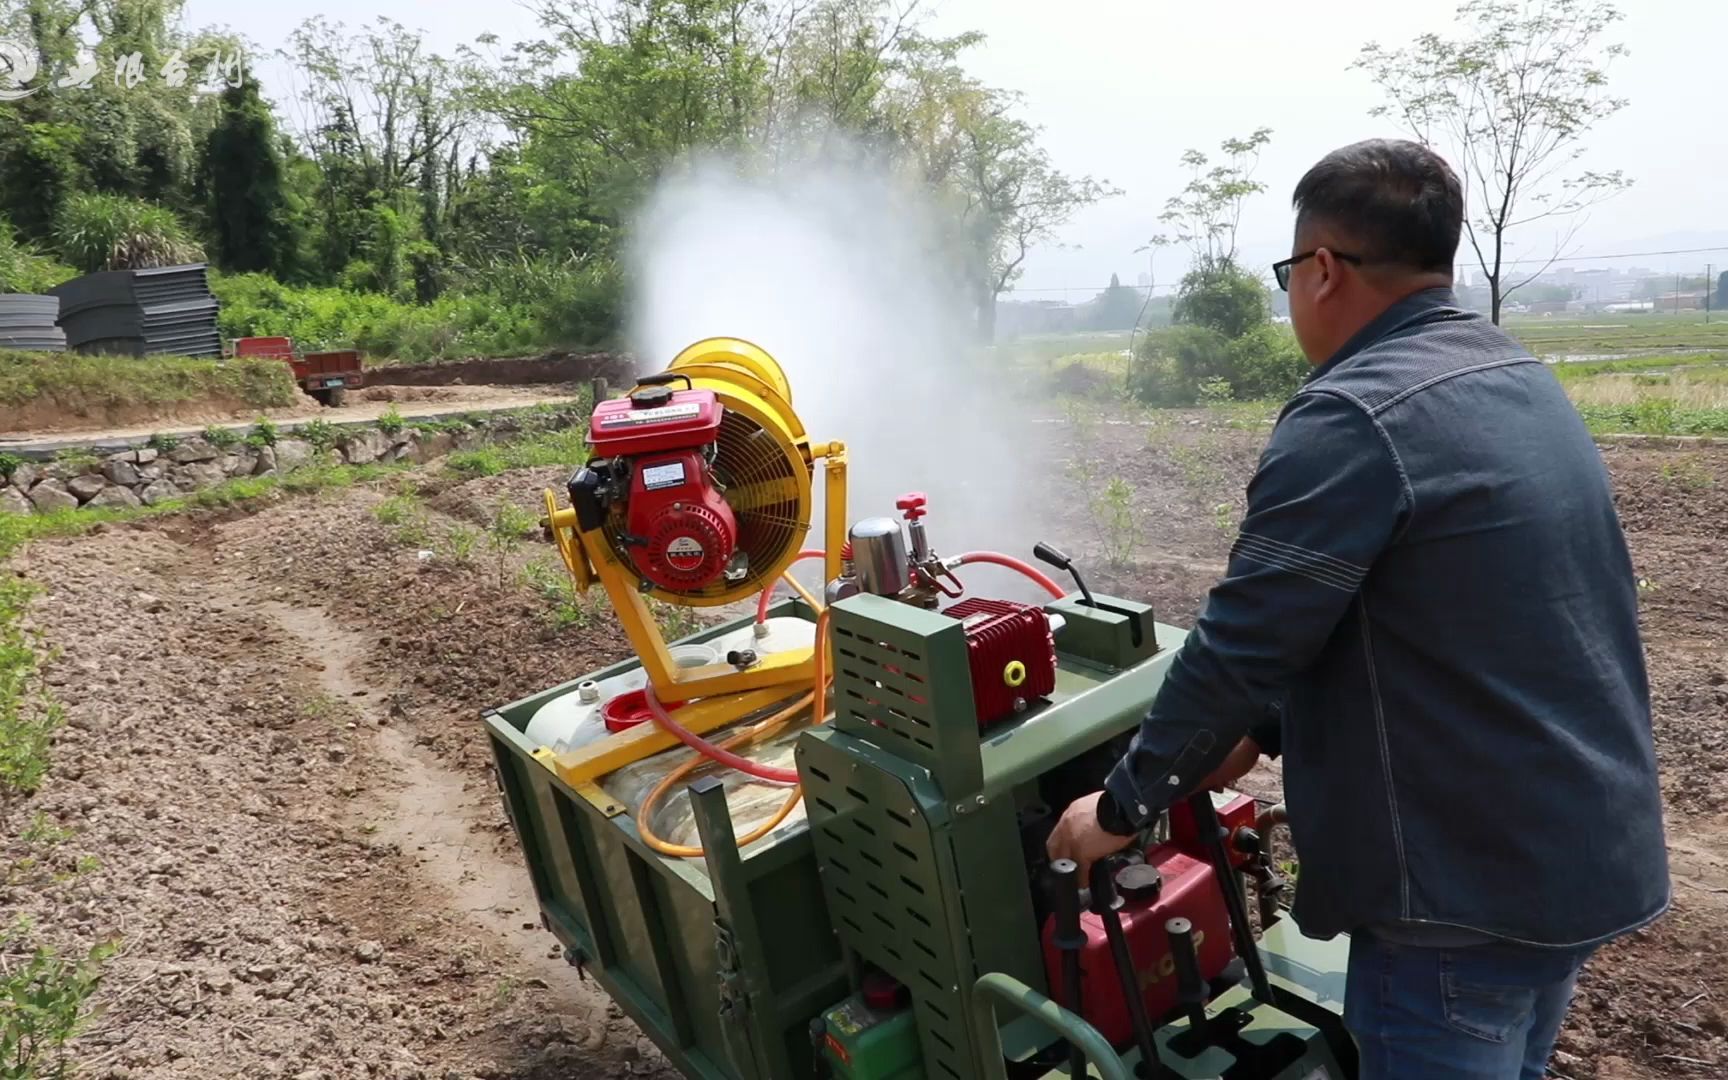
[0,390,319,436]
[357,385,463,404]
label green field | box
[1500,310,1728,357]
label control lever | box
[1033,542,1096,607]
[1185,793,1274,1004]
[1089,858,1164,1077]
[1165,917,1208,1029]
[1047,859,1089,1078]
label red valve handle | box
[896,491,928,520]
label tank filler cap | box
[862,971,908,1011]
[577,680,601,704]
[629,384,675,409]
[1115,862,1164,903]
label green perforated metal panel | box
[800,735,972,1079]
[802,595,1049,1080]
[829,594,984,793]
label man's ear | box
[1313,247,1345,303]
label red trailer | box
[233,337,365,406]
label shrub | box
[298,418,337,450]
[1128,325,1232,406]
[208,254,621,363]
[1127,307,1308,406]
[377,405,405,437]
[54,193,203,273]
[0,221,74,294]
[0,918,117,1076]
[1225,324,1310,400]
[1172,259,1270,339]
[203,424,241,449]
[247,416,278,448]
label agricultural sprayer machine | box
[485,337,1357,1079]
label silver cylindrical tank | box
[850,518,910,597]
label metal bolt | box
[973,795,986,807]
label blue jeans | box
[1344,931,1592,1079]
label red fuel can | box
[1040,844,1235,1047]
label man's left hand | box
[1045,791,1135,881]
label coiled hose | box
[637,609,831,857]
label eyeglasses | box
[1273,250,1363,291]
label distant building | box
[1653,291,1710,311]
[1525,299,1573,315]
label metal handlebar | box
[969,973,1135,1080]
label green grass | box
[448,426,588,477]
[0,351,299,412]
[995,331,1136,368]
[0,577,58,798]
[1574,402,1728,437]
[1506,312,1728,357]
[1548,352,1728,382]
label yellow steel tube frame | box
[539,447,846,797]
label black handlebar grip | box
[1033,541,1073,571]
[1049,859,1085,949]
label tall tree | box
[1149,128,1272,270]
[199,79,298,275]
[1356,0,1631,323]
[283,17,471,287]
[885,35,1115,341]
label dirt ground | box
[2,406,1724,1079]
[0,384,586,449]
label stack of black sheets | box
[50,264,221,357]
[0,294,67,351]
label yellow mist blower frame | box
[542,338,846,772]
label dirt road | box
[2,411,1723,1079]
[0,385,585,451]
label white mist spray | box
[627,145,1055,598]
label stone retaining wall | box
[1,406,582,516]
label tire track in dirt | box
[253,598,582,993]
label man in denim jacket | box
[1047,139,1668,1079]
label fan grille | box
[606,408,809,604]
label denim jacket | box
[1104,288,1670,947]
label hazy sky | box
[182,0,1728,295]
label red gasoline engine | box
[587,385,739,592]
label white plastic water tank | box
[522,617,820,753]
[524,667,648,752]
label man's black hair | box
[1292,139,1463,275]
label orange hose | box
[955,551,1067,599]
[637,609,833,859]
